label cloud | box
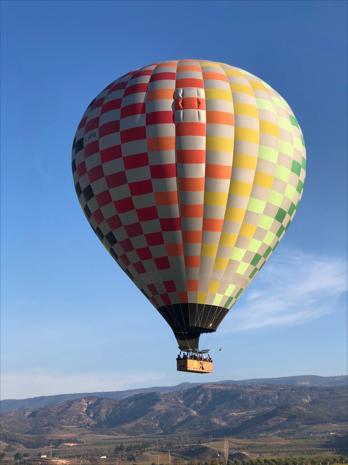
[222,248,347,332]
[1,371,167,400]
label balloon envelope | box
[72,60,306,351]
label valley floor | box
[1,434,347,465]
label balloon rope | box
[178,302,189,350]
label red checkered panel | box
[72,62,190,308]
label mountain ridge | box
[1,375,347,414]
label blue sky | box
[1,1,347,399]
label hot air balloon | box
[72,60,306,373]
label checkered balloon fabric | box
[72,60,306,349]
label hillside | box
[1,382,347,449]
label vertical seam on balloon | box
[227,70,261,307]
[217,65,261,309]
[197,61,212,332]
[209,63,241,315]
[97,74,136,277]
[229,73,282,308]
[204,62,236,329]
[195,59,208,333]
[123,70,153,298]
[173,59,189,340]
[175,61,203,334]
[143,62,175,311]
[207,63,239,326]
[196,60,209,330]
[262,85,287,259]
[143,62,164,307]
[118,68,155,304]
[260,80,287,265]
[256,83,294,267]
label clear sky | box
[1,0,347,399]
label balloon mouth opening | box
[157,303,229,351]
